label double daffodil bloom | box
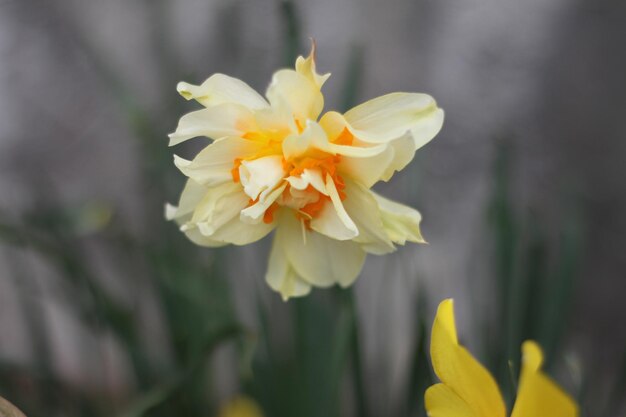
[426,299,578,417]
[167,44,444,300]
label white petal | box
[266,69,324,124]
[282,121,332,161]
[173,137,265,186]
[342,180,395,254]
[239,155,286,201]
[343,93,444,147]
[277,213,366,288]
[177,74,269,110]
[309,174,358,240]
[240,183,287,224]
[266,235,312,301]
[373,192,426,245]
[168,103,256,146]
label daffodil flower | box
[425,299,579,417]
[166,44,444,300]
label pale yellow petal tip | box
[164,203,178,220]
[176,81,195,100]
[295,39,331,88]
[218,396,264,417]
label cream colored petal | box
[177,74,269,110]
[425,384,476,417]
[510,341,579,417]
[286,168,327,195]
[310,174,358,240]
[165,178,207,224]
[282,120,333,161]
[266,69,324,123]
[295,41,331,89]
[266,233,312,301]
[208,212,275,245]
[239,155,287,201]
[182,225,228,248]
[342,180,395,255]
[173,137,265,186]
[339,147,395,188]
[278,213,366,288]
[166,180,234,247]
[430,299,506,417]
[373,192,426,244]
[186,181,275,245]
[168,103,256,146]
[190,182,249,235]
[240,183,287,224]
[341,93,443,147]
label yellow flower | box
[425,299,579,417]
[167,43,444,300]
[218,396,264,417]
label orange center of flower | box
[231,126,353,226]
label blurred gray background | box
[1,0,625,415]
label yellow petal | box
[341,180,395,254]
[177,74,268,110]
[373,192,426,244]
[425,383,476,417]
[266,69,324,124]
[429,299,506,417]
[295,40,331,89]
[173,137,265,186]
[218,396,264,417]
[168,103,256,146]
[510,341,579,417]
[277,213,366,288]
[343,93,443,147]
[266,231,313,301]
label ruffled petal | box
[177,74,269,110]
[282,121,333,161]
[341,180,395,254]
[373,192,426,244]
[510,341,578,417]
[430,299,507,417]
[169,103,256,146]
[266,70,324,124]
[295,41,331,89]
[309,174,358,240]
[240,183,287,224]
[276,213,366,288]
[173,137,265,186]
[325,93,443,148]
[181,182,275,246]
[266,232,312,301]
[425,384,476,417]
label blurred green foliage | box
[0,1,624,417]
